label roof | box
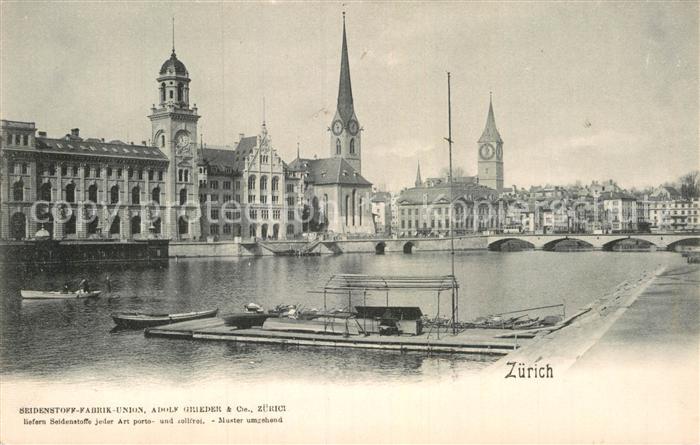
[336,17,354,123]
[371,191,391,203]
[32,137,168,161]
[397,182,497,205]
[324,274,458,291]
[201,136,257,174]
[290,156,372,186]
[159,50,188,76]
[478,97,503,143]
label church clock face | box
[479,143,495,160]
[332,120,343,136]
[348,119,359,136]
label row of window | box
[11,180,165,204]
[6,133,30,146]
[335,138,357,155]
[12,161,165,181]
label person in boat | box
[79,278,90,293]
[62,283,70,293]
[105,275,111,293]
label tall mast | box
[444,72,457,334]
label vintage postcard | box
[1,1,698,444]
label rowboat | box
[21,290,102,300]
[111,308,219,329]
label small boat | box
[223,312,273,329]
[111,308,218,329]
[21,290,102,300]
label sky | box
[1,1,697,192]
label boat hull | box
[21,290,102,300]
[111,309,218,329]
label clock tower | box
[148,44,201,240]
[477,95,503,192]
[329,13,362,173]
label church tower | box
[329,13,362,173]
[477,95,503,192]
[148,27,201,240]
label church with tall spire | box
[329,12,362,174]
[477,95,504,192]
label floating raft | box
[144,318,530,355]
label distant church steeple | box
[477,93,504,192]
[415,161,423,187]
[329,12,362,173]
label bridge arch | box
[488,238,535,252]
[602,237,657,251]
[403,241,415,254]
[543,237,594,252]
[375,241,386,255]
[666,237,700,252]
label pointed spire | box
[172,17,176,54]
[336,12,354,122]
[296,140,300,160]
[478,93,503,143]
[415,161,423,187]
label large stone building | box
[0,15,372,241]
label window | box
[350,138,355,154]
[72,165,78,176]
[235,194,241,203]
[271,177,279,191]
[88,184,98,202]
[151,187,160,204]
[336,139,341,155]
[273,210,281,220]
[160,83,166,102]
[211,209,219,219]
[158,171,163,181]
[117,168,122,178]
[249,209,257,219]
[210,224,219,235]
[177,83,183,102]
[210,194,219,202]
[223,181,231,190]
[224,195,232,203]
[48,164,56,175]
[261,209,269,220]
[235,181,241,190]
[149,170,154,181]
[110,185,119,204]
[210,180,219,189]
[179,188,187,205]
[178,169,183,182]
[169,90,173,99]
[39,183,51,201]
[248,195,255,204]
[223,224,231,235]
[248,175,256,190]
[131,186,140,205]
[23,134,28,145]
[138,170,143,180]
[184,170,189,182]
[61,165,68,176]
[286,184,294,193]
[13,180,23,201]
[260,195,267,204]
[22,163,28,174]
[128,168,133,179]
[66,183,76,203]
[260,176,267,191]
[106,167,113,177]
[272,196,279,204]
[161,134,165,148]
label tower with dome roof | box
[148,26,201,240]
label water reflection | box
[0,251,679,384]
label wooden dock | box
[144,317,532,355]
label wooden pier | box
[144,317,532,355]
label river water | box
[0,251,680,385]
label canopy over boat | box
[323,274,459,292]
